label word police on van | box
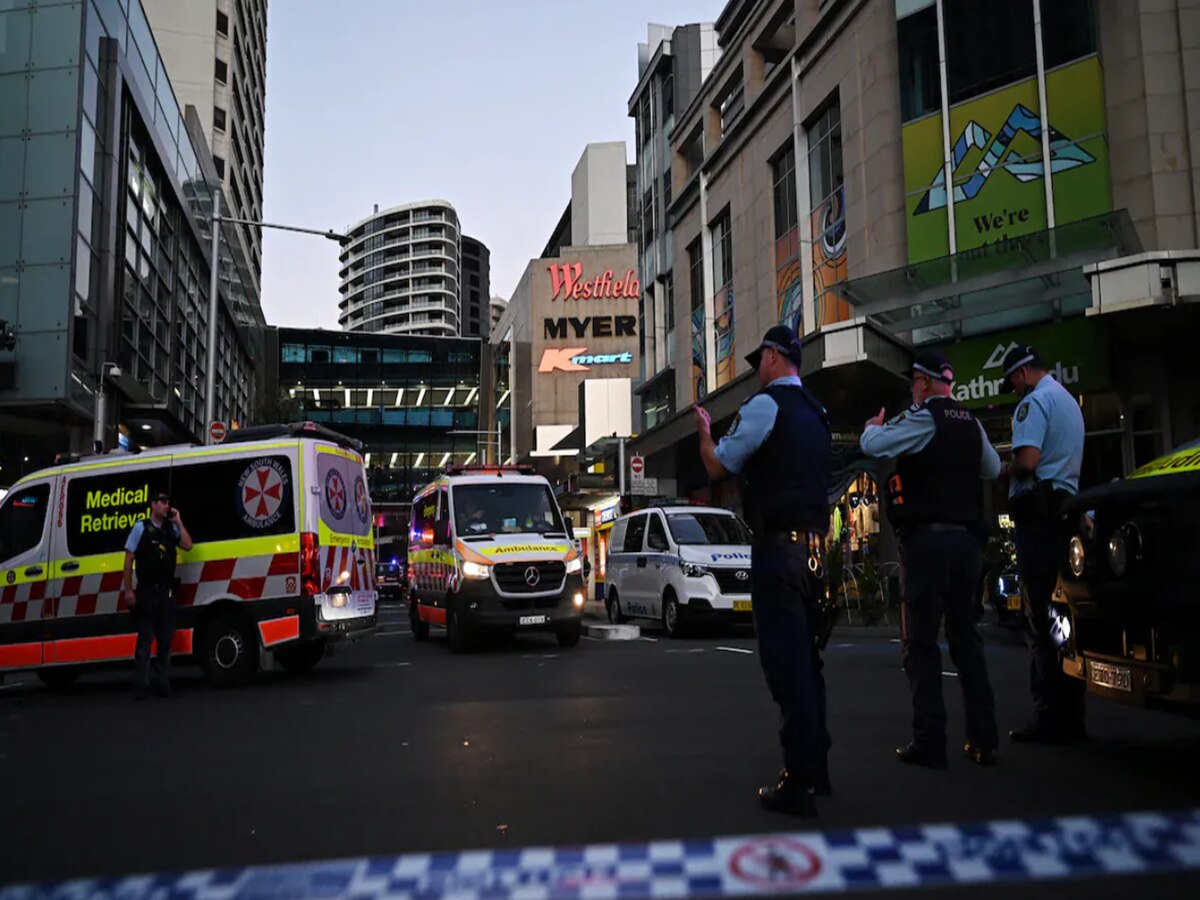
[0,422,378,688]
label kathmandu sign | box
[537,348,634,373]
[548,264,640,301]
[936,317,1110,409]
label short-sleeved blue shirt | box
[124,519,181,554]
[713,375,800,475]
[1010,374,1085,497]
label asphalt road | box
[2,604,1199,897]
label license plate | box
[518,615,548,626]
[1006,596,1021,611]
[733,600,752,612]
[1089,660,1133,693]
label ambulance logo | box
[238,458,289,529]
[354,476,369,524]
[325,469,347,520]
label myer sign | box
[937,318,1109,409]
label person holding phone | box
[123,491,193,699]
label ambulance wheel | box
[37,666,81,689]
[556,622,582,648]
[606,589,626,624]
[276,639,325,675]
[410,597,430,642]
[662,590,682,639]
[447,610,472,654]
[199,613,257,687]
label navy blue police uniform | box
[860,351,1002,768]
[714,326,833,809]
[125,516,181,695]
[1001,345,1087,743]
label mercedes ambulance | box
[407,465,586,652]
[605,505,754,637]
[0,422,378,688]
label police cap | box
[1000,344,1043,392]
[903,350,954,385]
[745,324,803,371]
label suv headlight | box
[462,560,491,580]
[1068,536,1086,577]
[565,556,583,574]
[682,562,708,578]
[1107,523,1142,578]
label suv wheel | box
[199,613,258,687]
[410,596,430,642]
[606,590,626,624]
[447,610,472,654]
[662,590,682,639]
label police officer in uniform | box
[860,351,1002,769]
[695,325,832,817]
[122,492,193,699]
[1001,345,1087,744]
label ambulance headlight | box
[462,560,491,580]
[565,557,583,575]
[1068,536,1086,578]
[682,562,708,578]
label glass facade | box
[0,0,261,473]
[276,329,484,504]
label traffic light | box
[0,320,14,352]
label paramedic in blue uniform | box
[122,492,193,699]
[860,351,1002,769]
[695,325,832,818]
[1001,345,1087,744]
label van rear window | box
[317,452,371,536]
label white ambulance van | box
[605,505,753,637]
[407,465,586,652]
[0,422,377,688]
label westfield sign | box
[548,263,640,301]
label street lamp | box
[204,192,348,441]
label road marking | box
[373,662,411,668]
[639,636,658,643]
[715,646,754,655]
[377,629,413,637]
[11,808,1197,897]
[942,671,959,677]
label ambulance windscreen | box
[452,483,567,538]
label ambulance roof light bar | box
[444,463,537,477]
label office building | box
[338,200,463,338]
[489,295,508,333]
[0,0,262,477]
[629,22,719,431]
[142,0,268,294]
[461,235,490,338]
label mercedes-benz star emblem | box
[524,566,541,587]
[735,570,749,581]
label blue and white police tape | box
[3,808,1198,899]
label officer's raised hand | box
[693,405,713,436]
[865,407,886,428]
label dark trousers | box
[751,540,830,782]
[1014,518,1086,730]
[133,585,176,691]
[900,529,997,753]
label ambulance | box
[0,422,378,688]
[407,465,586,652]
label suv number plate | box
[1089,660,1132,693]
[518,615,548,626]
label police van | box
[0,422,378,688]
[605,505,753,637]
[407,465,586,652]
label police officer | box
[1001,345,1087,744]
[694,325,832,817]
[860,351,1002,769]
[122,492,193,699]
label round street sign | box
[630,455,645,475]
[209,421,228,443]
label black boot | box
[810,769,833,797]
[758,771,817,817]
[896,742,948,770]
[963,742,997,766]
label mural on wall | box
[776,229,804,334]
[691,305,706,401]
[713,288,735,390]
[811,185,850,328]
[902,56,1111,265]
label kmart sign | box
[936,318,1109,409]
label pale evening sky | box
[259,0,727,331]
